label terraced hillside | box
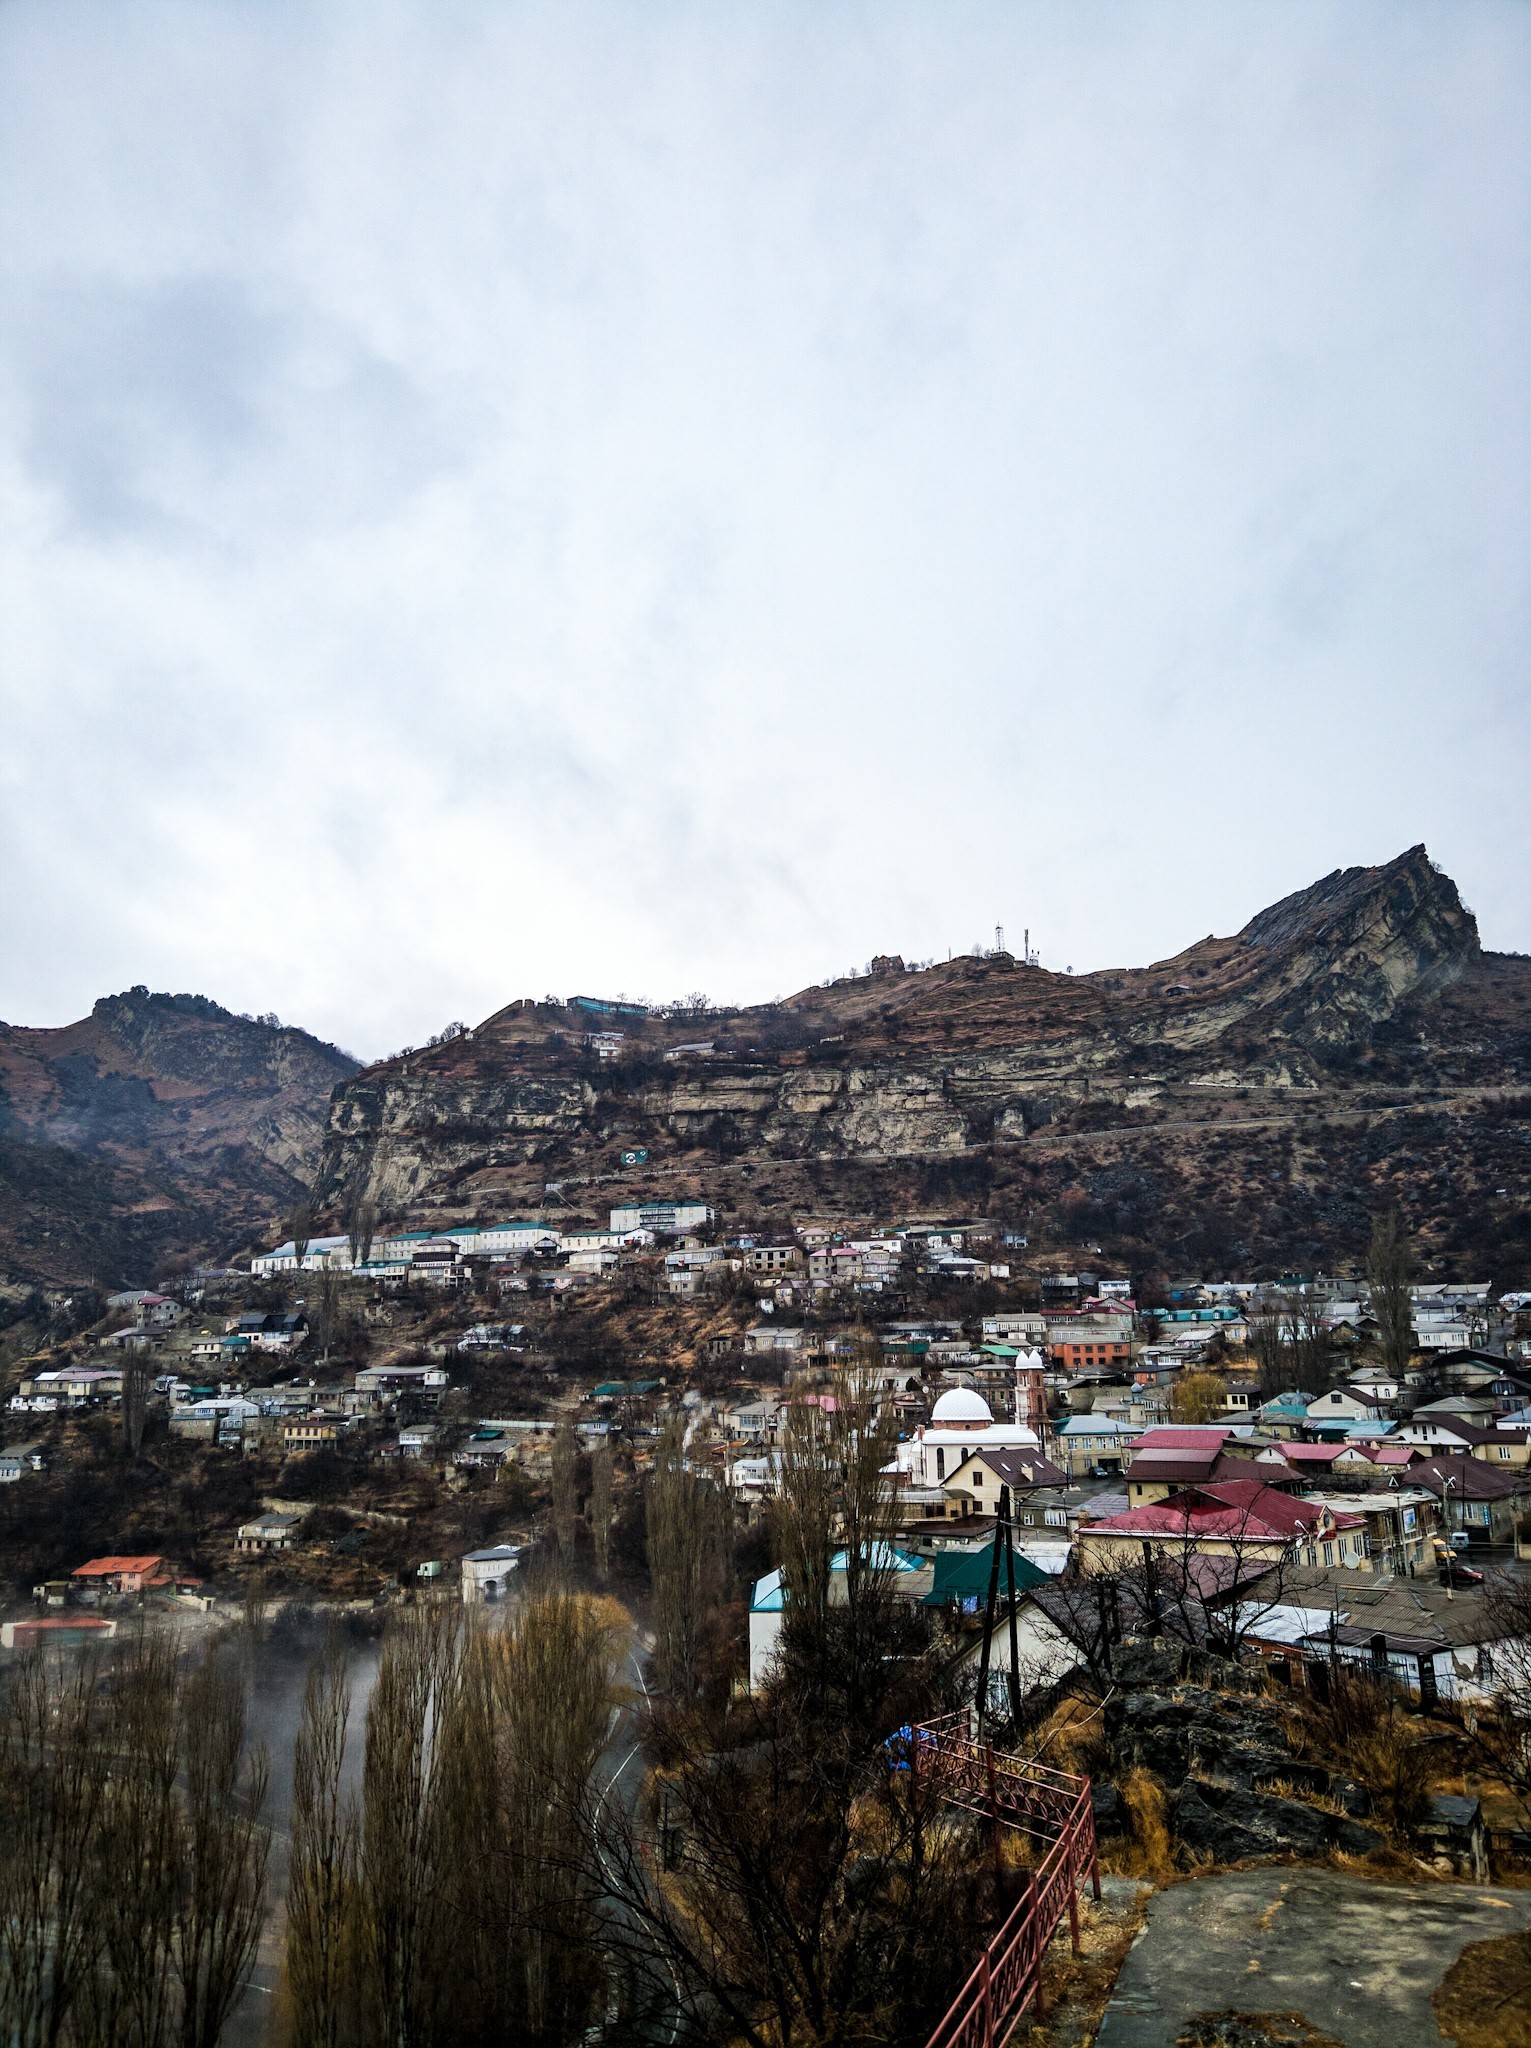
[313,848,1531,1278]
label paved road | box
[1095,1868,1531,2048]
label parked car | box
[1438,1558,1484,1588]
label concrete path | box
[1094,1867,1531,2048]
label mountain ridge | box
[0,989,358,1288]
[310,848,1531,1276]
[5,851,1527,1287]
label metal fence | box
[913,1715,1099,2048]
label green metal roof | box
[922,1539,1049,1607]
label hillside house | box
[1050,1414,1138,1477]
[16,1366,123,1406]
[461,1545,522,1603]
[355,1363,450,1402]
[283,1415,343,1452]
[236,1511,305,1552]
[0,1443,45,1483]
[940,1447,1069,1521]
[251,1236,352,1275]
[749,1545,930,1690]
[70,1555,170,1597]
[1078,1481,1368,1573]
[1301,1385,1390,1433]
[610,1202,714,1235]
[746,1243,803,1275]
[1261,1566,1526,1708]
[1392,1415,1531,1461]
[1409,1456,1531,1546]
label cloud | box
[0,1,1527,1057]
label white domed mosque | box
[896,1380,1043,1488]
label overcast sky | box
[1,3,1526,1060]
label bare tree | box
[3,1631,271,2048]
[285,1641,359,2048]
[1289,1292,1331,1390]
[121,1347,153,1458]
[81,1631,184,2047]
[771,1354,910,1735]
[359,1609,465,2048]
[0,1649,111,2048]
[478,1592,627,2042]
[594,1626,983,2048]
[346,1194,377,1273]
[1050,1495,1296,1681]
[1469,1569,1531,1825]
[288,1199,316,1271]
[550,1422,580,1570]
[350,1592,626,2048]
[173,1650,271,2048]
[312,1267,346,1362]
[589,1436,614,1582]
[1248,1292,1330,1398]
[646,1430,727,1697]
[1248,1295,1289,1396]
[1368,1209,1414,1378]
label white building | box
[982,1312,1048,1345]
[895,1388,1042,1489]
[560,1231,632,1257]
[610,1202,714,1235]
[461,1545,522,1603]
[748,1545,929,1690]
[465,1222,560,1259]
[251,1235,352,1275]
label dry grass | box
[1257,1776,1349,1820]
[1287,1670,1439,1840]
[1099,1768,1175,1882]
[1431,1929,1531,2048]
[1011,1880,1153,2048]
[1023,1691,1114,1781]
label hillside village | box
[6,1201,1531,1733]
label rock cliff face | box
[312,848,1531,1273]
[0,990,358,1285]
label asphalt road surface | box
[1095,1867,1531,2048]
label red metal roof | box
[1126,1425,1234,1450]
[1086,1480,1362,1544]
[70,1555,163,1578]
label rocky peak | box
[1235,846,1480,1047]
[1240,845,1478,963]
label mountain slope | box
[0,989,358,1287]
[312,847,1531,1276]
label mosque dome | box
[930,1387,994,1426]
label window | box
[1322,1542,1335,1566]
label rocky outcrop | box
[1171,1780,1384,1863]
[1101,1649,1387,1865]
[312,847,1512,1227]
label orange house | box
[70,1555,167,1595]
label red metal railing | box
[913,1714,1100,2048]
